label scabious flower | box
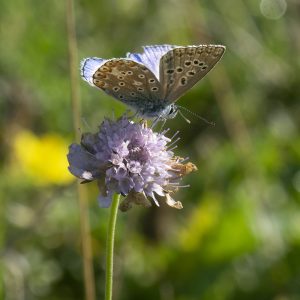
[67,115,197,211]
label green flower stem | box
[105,194,121,300]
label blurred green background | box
[1,0,300,299]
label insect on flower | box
[67,115,197,211]
[81,45,225,121]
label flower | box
[67,115,197,211]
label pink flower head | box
[67,115,197,211]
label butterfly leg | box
[151,116,161,129]
[158,118,167,132]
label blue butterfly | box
[81,45,225,120]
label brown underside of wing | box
[160,45,225,102]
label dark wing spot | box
[193,60,199,65]
[149,79,156,83]
[167,78,175,87]
[100,66,111,72]
[138,74,145,78]
[94,80,106,88]
[127,71,133,75]
[151,87,158,91]
[184,61,192,67]
[118,76,124,80]
[176,67,183,73]
[137,87,144,91]
[113,87,120,92]
[201,66,207,71]
[119,82,125,86]
[197,48,204,54]
[130,92,136,96]
[206,46,213,54]
[187,71,195,76]
[166,69,174,74]
[180,77,187,85]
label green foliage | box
[1,0,299,299]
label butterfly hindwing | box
[91,59,162,108]
[127,45,175,79]
[159,45,226,102]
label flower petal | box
[165,194,183,209]
[119,191,151,212]
[67,144,107,180]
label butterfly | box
[81,44,225,120]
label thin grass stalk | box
[66,1,96,299]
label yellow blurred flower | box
[12,130,73,185]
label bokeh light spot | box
[260,0,287,20]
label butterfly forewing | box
[159,45,226,102]
[92,59,162,108]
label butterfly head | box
[160,104,178,120]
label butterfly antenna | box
[177,109,191,124]
[177,105,215,127]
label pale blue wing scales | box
[127,45,175,79]
[80,57,107,86]
[81,57,162,110]
[160,45,226,102]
